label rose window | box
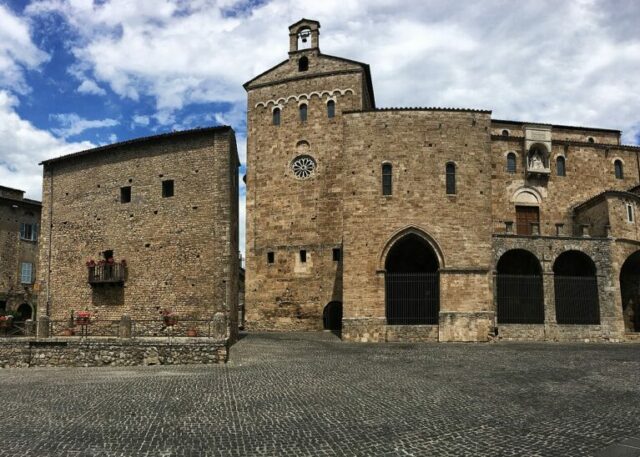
[291,155,316,179]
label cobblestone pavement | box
[1,333,639,457]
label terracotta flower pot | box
[186,328,198,337]
[62,328,75,336]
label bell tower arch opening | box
[384,233,440,325]
[289,19,321,53]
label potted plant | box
[161,309,178,326]
[0,314,13,329]
[75,310,91,326]
[186,327,198,337]
[62,327,75,336]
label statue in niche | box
[529,149,545,170]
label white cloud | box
[50,113,119,138]
[0,4,49,93]
[0,90,93,199]
[132,114,150,126]
[77,79,107,96]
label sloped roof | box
[40,125,233,166]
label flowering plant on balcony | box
[160,309,178,326]
[86,259,96,267]
[0,314,12,328]
[75,310,91,325]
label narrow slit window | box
[120,186,131,203]
[332,248,341,261]
[506,153,516,173]
[300,250,307,263]
[627,204,634,222]
[267,252,274,264]
[162,180,174,198]
[615,160,624,179]
[446,162,456,195]
[272,108,280,126]
[327,100,335,118]
[299,104,307,122]
[556,156,566,177]
[382,163,392,196]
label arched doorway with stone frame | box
[496,249,545,324]
[553,251,600,325]
[382,229,442,325]
[619,250,640,332]
[323,301,343,335]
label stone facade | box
[245,19,640,342]
[0,186,41,320]
[37,127,240,342]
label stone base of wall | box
[498,323,625,342]
[439,311,495,342]
[341,318,437,343]
[244,317,323,332]
[0,337,228,368]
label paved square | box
[1,333,639,456]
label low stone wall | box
[498,323,626,342]
[0,338,228,368]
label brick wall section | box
[244,50,368,330]
[0,187,41,314]
[37,128,239,340]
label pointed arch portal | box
[385,233,440,325]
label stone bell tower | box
[243,19,375,331]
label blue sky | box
[1,0,639,252]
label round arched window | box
[291,155,316,179]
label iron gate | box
[496,274,544,324]
[554,276,600,324]
[385,273,439,325]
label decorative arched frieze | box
[255,88,355,108]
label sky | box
[1,0,639,253]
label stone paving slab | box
[1,332,639,456]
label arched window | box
[615,160,624,179]
[327,100,335,118]
[298,56,309,72]
[445,162,456,195]
[556,156,566,176]
[382,163,392,196]
[502,129,509,137]
[272,107,280,126]
[506,153,517,173]
[299,104,307,122]
[587,136,595,143]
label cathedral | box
[244,19,640,342]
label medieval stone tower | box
[244,19,374,330]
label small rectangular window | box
[382,163,392,196]
[267,252,274,264]
[300,250,307,263]
[20,262,33,284]
[162,180,174,198]
[19,223,37,241]
[120,186,131,203]
[627,204,634,222]
[332,248,341,261]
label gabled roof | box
[288,18,320,30]
[40,126,233,166]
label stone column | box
[24,319,35,337]
[37,316,50,338]
[119,315,132,338]
[543,263,557,339]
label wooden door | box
[516,206,539,235]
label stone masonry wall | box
[245,50,367,331]
[0,338,228,368]
[0,189,40,314]
[38,129,239,340]
[491,136,639,237]
[342,110,494,342]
